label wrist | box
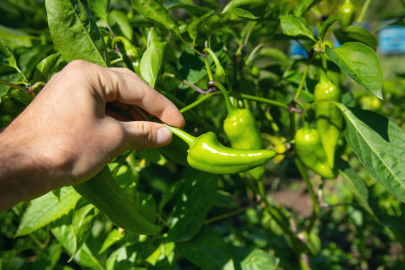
[0,129,55,212]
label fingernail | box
[156,127,172,146]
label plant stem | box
[294,64,310,100]
[180,91,290,114]
[205,207,249,224]
[180,93,218,113]
[204,48,222,70]
[356,0,371,25]
[209,81,236,114]
[246,42,264,65]
[290,112,296,139]
[295,157,319,234]
[236,22,256,56]
[110,57,123,65]
[302,99,342,114]
[164,125,196,147]
[0,79,30,93]
[204,55,214,81]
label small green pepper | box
[166,126,276,175]
[112,36,141,76]
[204,48,226,84]
[314,70,343,168]
[74,166,161,235]
[338,0,357,28]
[295,127,336,179]
[249,65,260,78]
[213,81,267,180]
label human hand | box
[0,60,184,210]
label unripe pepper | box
[212,81,267,180]
[338,0,357,28]
[166,126,276,175]
[249,65,260,78]
[112,36,141,76]
[295,127,336,179]
[314,71,343,168]
[204,48,226,84]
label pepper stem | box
[209,81,236,115]
[203,48,223,73]
[318,68,330,83]
[164,124,196,147]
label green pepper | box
[249,65,260,78]
[314,71,343,168]
[294,127,336,179]
[166,126,276,175]
[338,0,357,28]
[74,166,161,235]
[112,36,141,76]
[204,48,226,84]
[211,81,267,180]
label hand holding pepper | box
[0,60,184,213]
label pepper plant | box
[1,0,405,269]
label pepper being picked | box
[314,69,343,169]
[166,125,276,175]
[337,0,357,28]
[294,127,336,179]
[211,81,267,181]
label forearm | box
[0,131,54,213]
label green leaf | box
[338,105,405,203]
[31,242,63,270]
[14,45,54,79]
[108,10,133,40]
[98,229,125,254]
[337,158,376,219]
[188,11,214,45]
[0,47,19,71]
[334,26,378,51]
[159,181,182,212]
[15,187,81,237]
[140,41,166,88]
[132,0,180,35]
[213,190,236,208]
[318,14,343,41]
[163,0,210,17]
[165,168,218,242]
[71,198,97,260]
[280,14,315,42]
[326,42,383,99]
[203,8,258,36]
[176,225,235,270]
[256,48,289,65]
[105,246,137,270]
[229,246,280,270]
[146,242,175,266]
[136,192,158,224]
[0,25,33,50]
[222,0,267,17]
[86,0,108,21]
[46,0,108,66]
[293,0,321,17]
[33,53,67,83]
[50,214,102,269]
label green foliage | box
[2,0,405,269]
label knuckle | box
[137,122,156,149]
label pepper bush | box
[1,0,405,269]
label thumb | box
[122,121,173,150]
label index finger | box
[99,66,185,128]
